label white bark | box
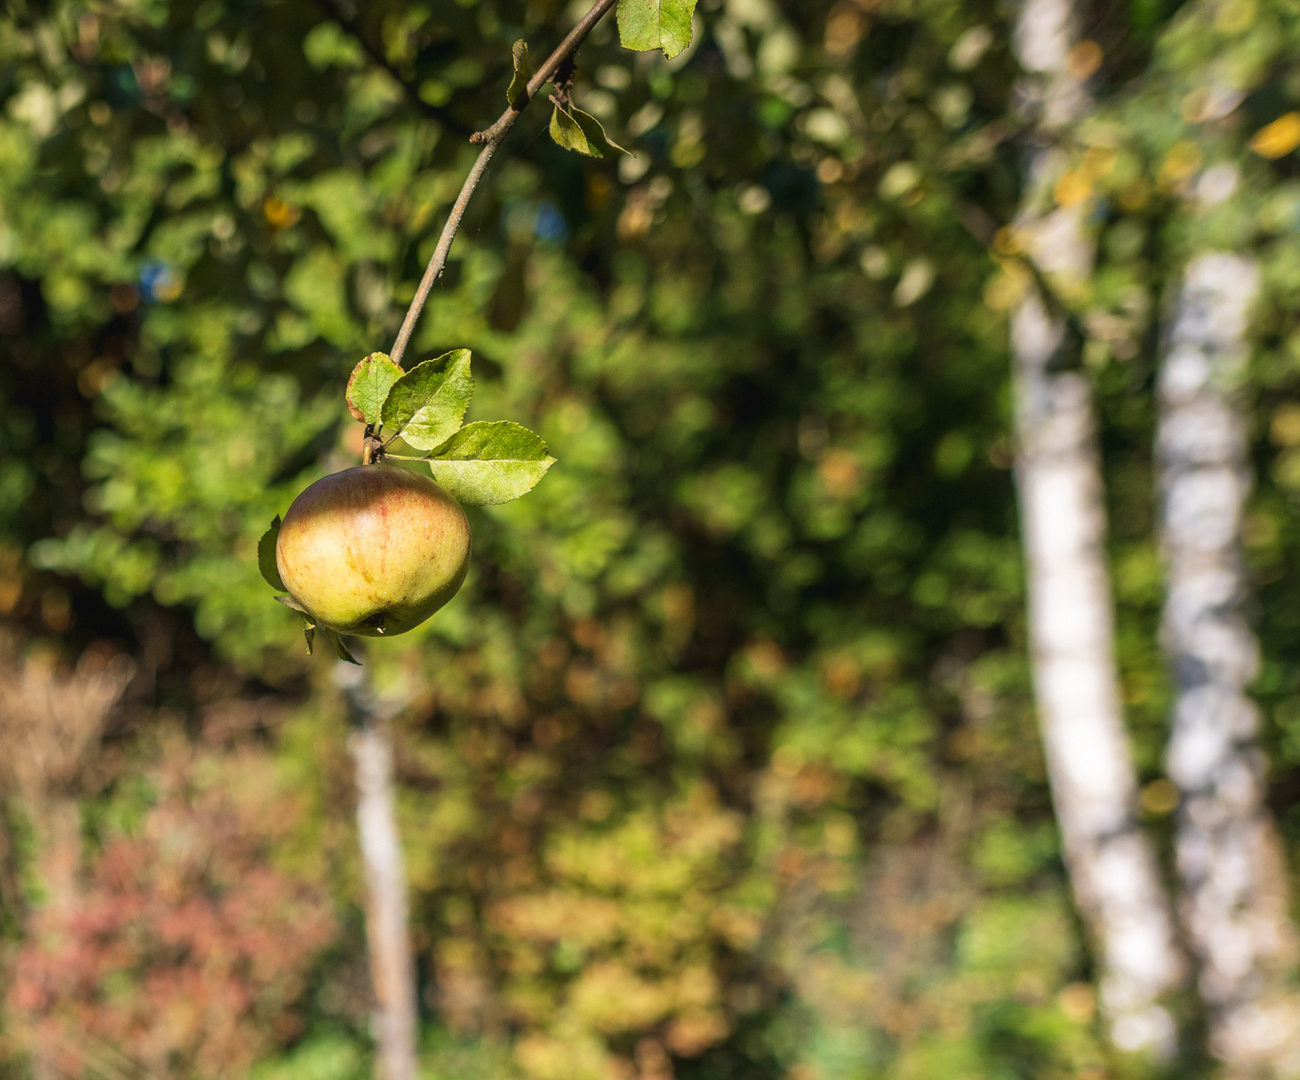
[1157,253,1300,1076]
[1014,297,1184,1056]
[1010,0,1183,1056]
[338,663,419,1080]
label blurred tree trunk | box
[1010,0,1183,1056]
[1156,252,1300,1076]
[340,664,419,1080]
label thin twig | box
[388,0,619,368]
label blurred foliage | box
[4,0,1300,1076]
[8,733,337,1075]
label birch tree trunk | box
[1010,0,1183,1055]
[1157,252,1300,1076]
[338,662,419,1080]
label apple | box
[275,464,471,636]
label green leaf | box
[346,352,403,425]
[549,105,590,155]
[426,421,556,506]
[616,0,698,58]
[273,594,318,654]
[259,516,285,591]
[573,108,630,156]
[549,105,630,158]
[506,40,533,106]
[380,349,474,451]
[322,626,360,664]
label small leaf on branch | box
[507,40,534,106]
[549,104,630,157]
[573,108,630,156]
[426,420,556,506]
[381,349,474,451]
[616,0,698,58]
[259,517,286,591]
[303,621,316,654]
[274,593,311,615]
[346,352,403,425]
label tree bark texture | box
[1157,252,1300,1076]
[1010,0,1183,1056]
[340,665,419,1080]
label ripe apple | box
[275,464,471,636]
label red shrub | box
[8,741,337,1077]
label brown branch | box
[388,0,619,368]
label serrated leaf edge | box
[380,348,474,448]
[346,352,402,426]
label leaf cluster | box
[346,348,555,505]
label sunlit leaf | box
[346,352,403,425]
[1249,113,1300,159]
[616,0,698,58]
[381,349,474,451]
[425,421,555,506]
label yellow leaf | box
[1066,39,1103,79]
[1249,113,1300,159]
[1054,170,1092,207]
[263,196,300,230]
[1215,0,1257,33]
[1158,141,1202,191]
[1118,178,1151,210]
[983,260,1031,311]
[991,226,1023,256]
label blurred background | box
[4,0,1300,1076]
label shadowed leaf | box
[258,517,285,591]
[322,627,360,664]
[507,40,533,106]
[549,104,630,157]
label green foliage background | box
[4,0,1300,1076]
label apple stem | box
[387,0,619,370]
[362,424,385,465]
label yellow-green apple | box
[275,464,470,636]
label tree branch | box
[388,0,619,368]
